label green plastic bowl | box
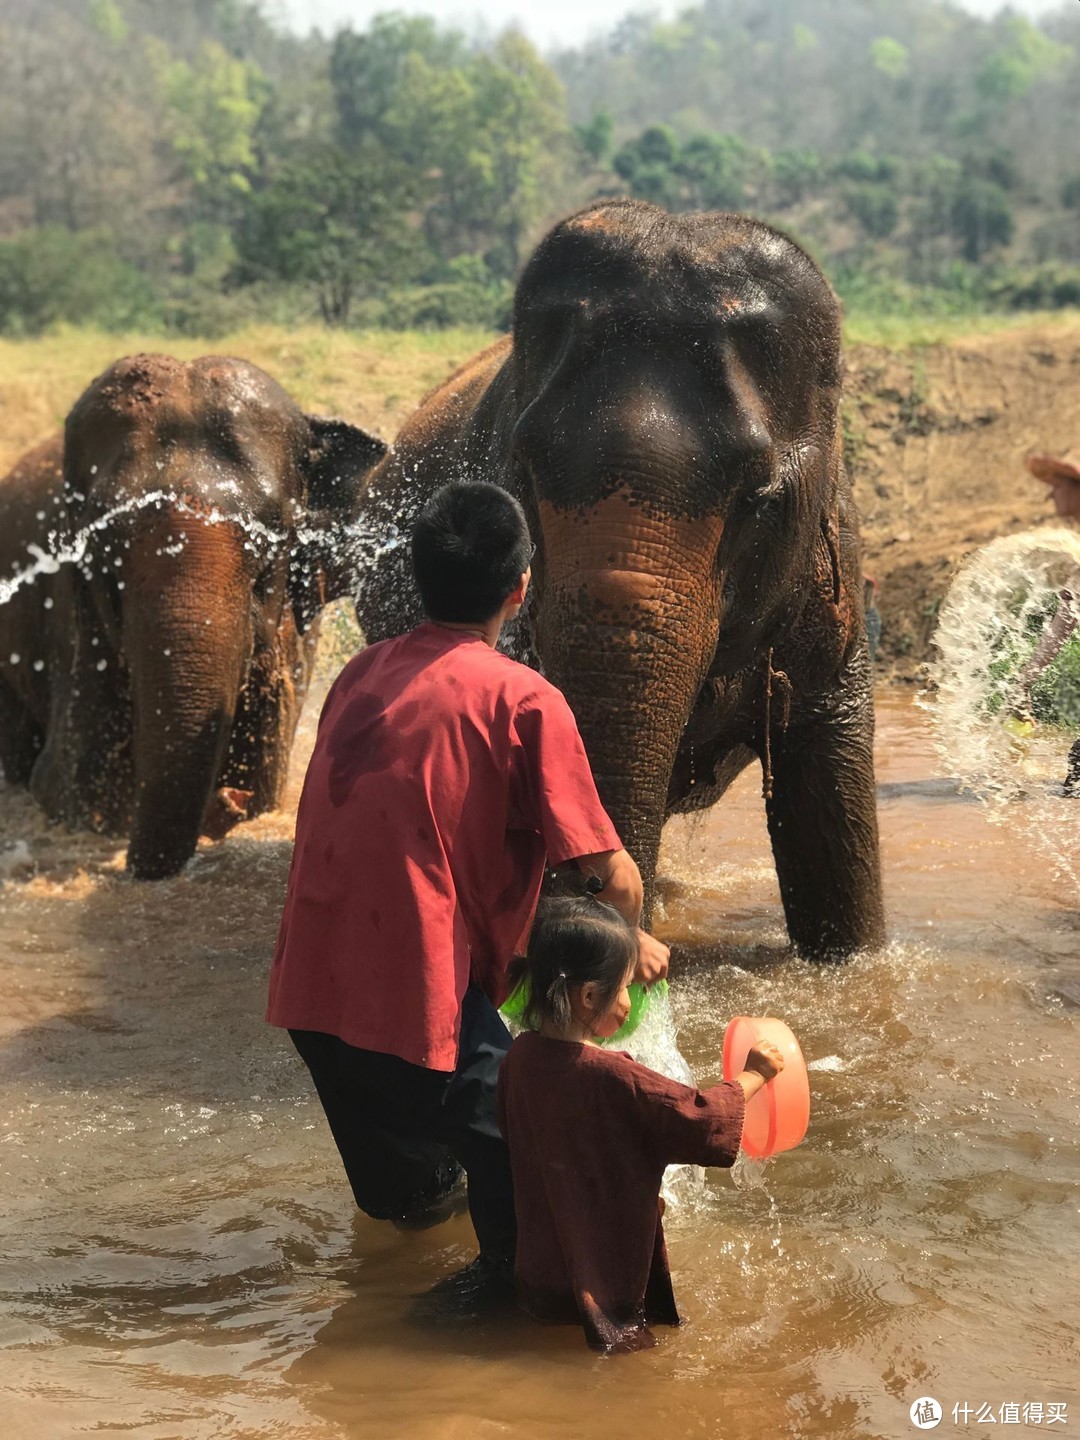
[500,978,667,1045]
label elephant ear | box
[291,416,388,633]
[304,416,388,512]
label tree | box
[576,109,614,164]
[234,146,420,324]
[844,183,899,239]
[771,148,822,207]
[330,15,467,148]
[676,132,760,210]
[378,30,574,277]
[613,126,681,208]
[949,177,1014,263]
[977,16,1069,103]
[158,42,268,219]
[869,37,909,80]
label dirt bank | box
[847,319,1080,680]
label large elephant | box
[0,354,386,879]
[354,201,884,958]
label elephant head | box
[51,353,385,878]
[506,202,847,897]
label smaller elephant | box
[0,353,386,878]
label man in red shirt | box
[267,481,669,1292]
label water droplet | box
[32,659,44,672]
[9,653,20,664]
[96,659,107,671]
[43,598,54,610]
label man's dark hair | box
[411,481,533,624]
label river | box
[1,692,1077,1439]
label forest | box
[1,0,1078,335]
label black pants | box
[289,984,515,1265]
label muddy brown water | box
[1,691,1077,1440]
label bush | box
[0,227,160,334]
[159,278,316,337]
[981,263,1080,310]
[356,279,513,331]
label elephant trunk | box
[122,510,252,879]
[534,493,724,917]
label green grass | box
[842,306,1080,348]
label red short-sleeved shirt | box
[498,1033,746,1353]
[266,623,621,1070]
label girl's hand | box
[634,929,670,985]
[734,1042,785,1102]
[745,1042,785,1082]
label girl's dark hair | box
[508,896,638,1034]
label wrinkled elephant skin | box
[0,354,386,878]
[354,201,884,959]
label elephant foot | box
[200,787,255,840]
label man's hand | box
[634,928,670,985]
[573,848,668,981]
[575,848,644,925]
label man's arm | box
[1019,585,1079,704]
[575,848,670,985]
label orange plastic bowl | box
[722,1016,810,1159]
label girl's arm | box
[637,1042,786,1170]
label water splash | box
[620,987,706,1206]
[927,527,1080,895]
[0,487,402,610]
[731,1153,768,1191]
[620,984,696,1087]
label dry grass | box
[0,324,495,475]
[3,312,1078,477]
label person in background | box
[266,480,669,1304]
[1016,450,1080,793]
[498,897,784,1354]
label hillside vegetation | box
[0,0,1077,336]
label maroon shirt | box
[497,1032,746,1353]
[266,624,620,1070]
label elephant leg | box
[0,676,43,786]
[30,608,133,834]
[763,701,885,961]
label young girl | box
[497,896,784,1355]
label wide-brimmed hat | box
[1026,449,1080,484]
